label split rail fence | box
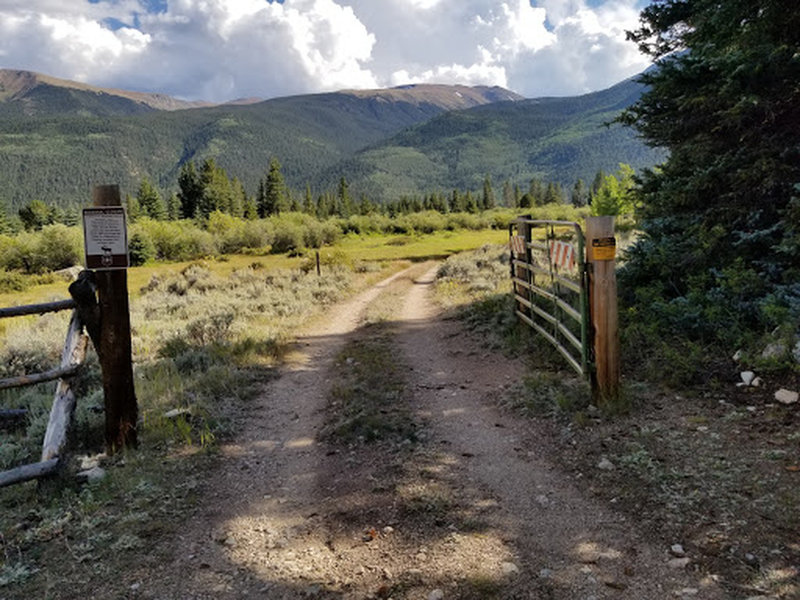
[0,184,137,488]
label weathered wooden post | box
[585,216,620,405]
[91,185,138,451]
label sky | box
[0,0,652,102]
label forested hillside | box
[0,69,660,212]
[331,76,665,201]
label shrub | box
[133,218,216,261]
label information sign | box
[82,207,129,270]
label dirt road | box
[142,263,724,599]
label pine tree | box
[178,161,203,219]
[259,157,288,217]
[137,177,166,220]
[619,0,800,346]
[166,193,181,220]
[571,179,588,207]
[482,175,496,210]
[126,193,141,223]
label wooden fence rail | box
[0,300,89,488]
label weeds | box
[320,327,415,445]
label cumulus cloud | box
[0,0,650,101]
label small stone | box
[382,526,394,535]
[77,466,106,482]
[732,349,743,362]
[677,588,699,597]
[428,589,444,600]
[744,552,758,565]
[761,343,787,360]
[597,457,615,471]
[740,371,756,386]
[164,407,191,419]
[500,562,519,576]
[535,494,550,507]
[793,340,800,363]
[670,544,686,557]
[775,389,799,405]
[538,568,553,579]
[668,557,691,569]
[130,582,141,591]
[751,377,763,387]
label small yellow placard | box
[591,237,616,261]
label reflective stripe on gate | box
[550,241,576,270]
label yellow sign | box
[591,237,616,261]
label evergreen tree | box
[502,180,514,208]
[126,193,141,223]
[18,200,55,231]
[528,178,545,207]
[178,161,203,219]
[620,0,800,345]
[259,157,288,217]
[303,184,314,214]
[590,165,636,216]
[230,177,246,218]
[464,191,478,214]
[197,158,233,219]
[165,193,181,220]
[243,195,258,220]
[482,175,496,210]
[337,177,352,218]
[137,177,166,220]
[0,202,10,234]
[513,184,522,208]
[571,179,588,207]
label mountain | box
[0,69,211,117]
[326,76,665,200]
[0,69,661,213]
[0,74,523,210]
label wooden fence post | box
[585,216,620,405]
[92,185,138,452]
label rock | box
[381,526,394,535]
[670,544,686,557]
[732,349,743,362]
[501,562,519,576]
[752,377,763,387]
[775,389,798,405]
[740,371,756,386]
[677,588,699,597]
[164,407,191,419]
[597,457,615,471]
[428,590,444,600]
[538,568,553,579]
[77,466,106,482]
[78,454,105,470]
[535,494,550,507]
[744,552,758,565]
[668,557,691,569]
[761,342,787,360]
[793,340,800,363]
[53,265,83,281]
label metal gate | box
[509,217,591,377]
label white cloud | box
[0,0,650,101]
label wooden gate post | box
[92,185,138,451]
[585,216,620,405]
[515,215,532,318]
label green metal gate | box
[509,217,591,377]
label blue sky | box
[0,0,652,102]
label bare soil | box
[116,262,740,600]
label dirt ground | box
[105,261,754,600]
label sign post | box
[86,185,137,452]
